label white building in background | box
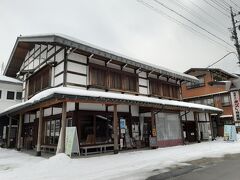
[0,75,23,113]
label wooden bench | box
[80,144,114,156]
[41,145,57,153]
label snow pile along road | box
[1,140,240,180]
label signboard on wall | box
[231,91,240,121]
[65,127,80,157]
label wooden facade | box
[0,35,221,156]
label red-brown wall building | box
[182,68,240,136]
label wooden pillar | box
[57,101,67,153]
[179,112,185,145]
[113,104,119,154]
[194,112,200,143]
[7,116,12,148]
[36,108,43,156]
[208,112,214,140]
[151,110,156,137]
[17,114,23,151]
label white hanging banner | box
[231,91,240,121]
[65,127,80,157]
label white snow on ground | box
[1,140,240,180]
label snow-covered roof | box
[0,87,222,115]
[0,75,22,84]
[4,34,198,83]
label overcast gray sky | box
[0,0,240,74]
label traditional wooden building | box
[0,34,221,156]
[182,68,240,137]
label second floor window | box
[186,76,205,89]
[7,91,15,100]
[222,95,231,106]
[28,65,51,97]
[89,64,138,93]
[150,79,179,99]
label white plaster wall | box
[67,73,87,85]
[139,87,148,94]
[131,105,139,116]
[67,62,87,74]
[79,103,106,111]
[0,82,23,113]
[68,53,87,64]
[54,74,64,86]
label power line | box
[209,0,230,12]
[229,0,240,10]
[137,0,234,52]
[170,0,228,37]
[151,0,234,49]
[201,0,230,18]
[188,0,229,29]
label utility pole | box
[230,7,240,64]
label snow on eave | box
[0,75,22,84]
[11,33,198,83]
[0,87,222,116]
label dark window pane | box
[16,92,22,100]
[0,90,2,99]
[7,91,15,100]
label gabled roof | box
[4,34,198,83]
[185,68,238,79]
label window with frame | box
[109,70,122,90]
[163,84,170,97]
[89,66,107,87]
[124,74,137,92]
[150,79,162,96]
[89,64,138,93]
[16,92,22,100]
[7,91,15,100]
[0,90,2,99]
[28,65,51,97]
[222,95,231,106]
[186,76,205,89]
[44,119,60,145]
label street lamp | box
[206,51,239,68]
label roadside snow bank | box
[1,140,240,180]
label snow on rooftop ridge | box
[0,75,22,84]
[1,87,222,114]
[19,33,198,82]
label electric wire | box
[152,0,234,49]
[137,0,234,52]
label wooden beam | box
[113,104,119,154]
[57,101,67,153]
[17,114,23,151]
[7,117,12,148]
[36,107,43,156]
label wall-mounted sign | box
[231,91,240,121]
[120,118,126,129]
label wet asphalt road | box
[147,154,240,180]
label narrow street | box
[147,154,240,180]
